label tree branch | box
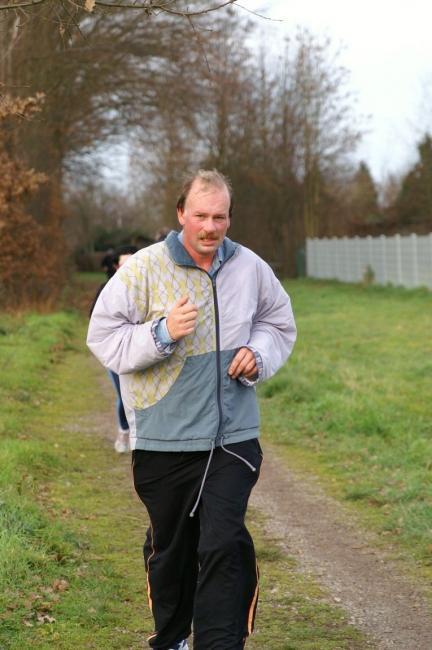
[93,0,237,15]
[0,0,45,8]
[0,0,238,15]
[235,2,284,22]
[187,14,211,75]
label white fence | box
[306,233,432,289]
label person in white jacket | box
[87,169,297,650]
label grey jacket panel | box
[134,352,219,445]
[132,426,259,452]
[220,350,260,433]
[129,349,261,451]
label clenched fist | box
[228,347,258,380]
[166,295,198,341]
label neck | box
[184,244,215,271]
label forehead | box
[185,180,230,212]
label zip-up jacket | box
[87,232,297,452]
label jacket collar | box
[165,230,238,269]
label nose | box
[203,218,217,232]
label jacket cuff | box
[238,347,263,386]
[151,319,177,356]
[155,317,176,344]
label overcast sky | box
[236,0,432,181]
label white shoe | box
[114,429,130,453]
[169,642,188,650]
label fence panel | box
[306,233,432,290]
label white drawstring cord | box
[220,436,257,472]
[189,438,257,518]
[189,441,215,518]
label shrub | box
[0,94,67,310]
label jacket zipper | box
[211,273,223,436]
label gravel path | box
[251,445,432,650]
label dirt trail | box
[251,445,432,650]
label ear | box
[177,208,185,226]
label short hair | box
[116,244,138,258]
[176,169,233,218]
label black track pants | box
[132,439,263,650]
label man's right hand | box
[166,295,198,341]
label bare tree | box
[0,2,230,230]
[1,0,363,289]
[0,0,238,17]
[284,30,361,237]
[127,17,362,273]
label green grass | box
[2,276,430,647]
[76,271,106,284]
[0,310,152,648]
[0,279,371,648]
[259,279,432,567]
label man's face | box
[177,180,231,266]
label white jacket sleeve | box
[87,257,171,374]
[247,261,297,382]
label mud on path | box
[251,445,432,650]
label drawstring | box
[189,441,215,517]
[189,438,257,518]
[220,436,257,473]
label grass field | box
[260,279,432,567]
[0,312,153,648]
[0,282,371,649]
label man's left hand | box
[228,347,258,380]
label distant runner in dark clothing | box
[90,245,138,452]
